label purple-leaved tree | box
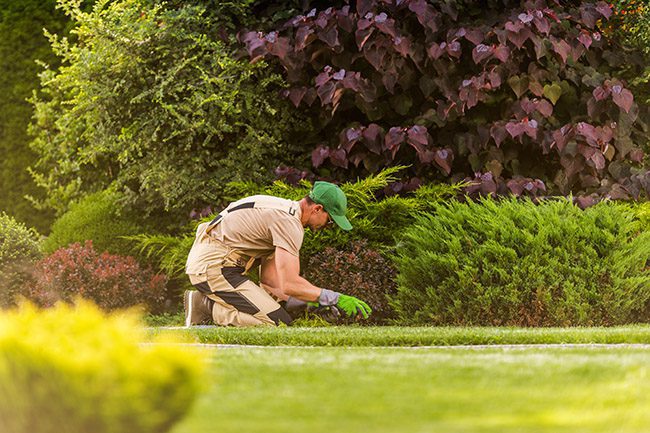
[241,0,649,204]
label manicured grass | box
[171,345,650,433]
[153,325,650,346]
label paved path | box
[147,342,650,350]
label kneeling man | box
[184,181,371,326]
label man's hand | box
[336,294,372,319]
[318,289,372,319]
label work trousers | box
[187,242,292,327]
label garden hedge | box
[392,198,650,326]
[43,188,144,256]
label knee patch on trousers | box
[213,291,260,316]
[268,307,292,326]
[193,281,211,295]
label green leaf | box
[543,83,563,105]
[507,75,529,98]
[391,94,413,116]
[468,154,482,172]
[485,159,503,178]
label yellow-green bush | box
[0,301,203,433]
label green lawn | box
[154,325,650,346]
[171,345,650,433]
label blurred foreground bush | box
[0,301,203,433]
[0,213,41,308]
[30,241,166,312]
[393,198,650,326]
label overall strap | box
[204,198,298,235]
[204,200,255,235]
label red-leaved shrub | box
[30,241,166,312]
[303,240,397,324]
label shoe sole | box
[184,290,193,328]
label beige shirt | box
[186,195,303,275]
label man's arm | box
[258,253,289,301]
[265,246,372,319]
[272,246,321,302]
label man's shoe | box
[184,290,213,327]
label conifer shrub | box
[30,241,166,312]
[303,240,398,324]
[0,301,203,433]
[634,201,650,229]
[42,189,144,256]
[0,213,41,308]
[392,198,650,326]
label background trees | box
[0,0,68,232]
[25,0,650,227]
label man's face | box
[308,205,334,231]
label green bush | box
[0,300,203,433]
[29,0,313,219]
[43,189,143,256]
[223,167,465,258]
[633,201,650,228]
[392,198,650,326]
[0,213,41,308]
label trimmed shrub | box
[0,213,41,308]
[42,189,144,256]
[30,241,166,312]
[392,198,650,326]
[303,240,397,324]
[0,300,203,433]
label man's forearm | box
[260,283,289,301]
[282,275,321,302]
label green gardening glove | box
[336,294,372,319]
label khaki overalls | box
[185,204,293,326]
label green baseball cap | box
[309,181,352,231]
